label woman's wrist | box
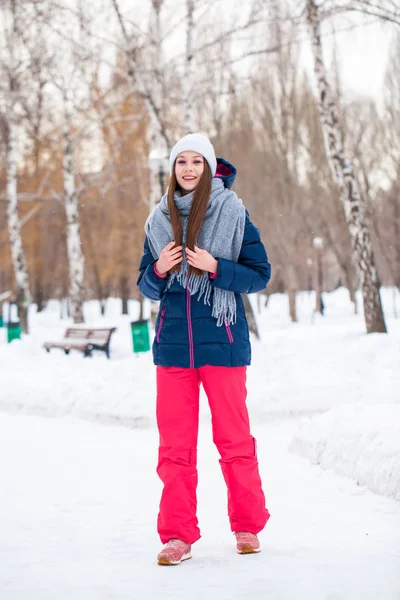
[154,261,167,278]
[210,258,218,275]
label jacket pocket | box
[225,323,234,344]
[156,307,167,343]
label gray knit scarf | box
[145,178,246,326]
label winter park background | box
[1,1,400,599]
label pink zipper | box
[225,323,234,344]
[156,307,166,343]
[186,288,194,368]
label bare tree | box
[306,0,387,333]
[237,3,308,322]
[372,35,400,292]
[47,2,119,323]
[300,81,359,312]
[60,86,86,323]
[323,0,400,27]
[0,1,50,332]
[111,0,170,212]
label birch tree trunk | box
[183,0,195,134]
[243,294,260,340]
[306,0,387,334]
[62,95,85,324]
[288,289,297,323]
[6,118,31,333]
[121,276,129,315]
[287,264,298,322]
[314,244,323,314]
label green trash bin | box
[0,315,3,328]
[7,321,22,343]
[131,319,150,353]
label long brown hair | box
[167,160,212,276]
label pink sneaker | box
[235,532,261,554]
[157,539,192,566]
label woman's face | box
[175,151,205,192]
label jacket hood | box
[214,157,237,190]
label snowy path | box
[1,413,399,600]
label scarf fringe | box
[167,258,237,326]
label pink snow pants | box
[156,365,270,544]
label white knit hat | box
[169,133,217,176]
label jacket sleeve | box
[209,211,271,294]
[136,236,168,301]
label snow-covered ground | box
[1,288,399,598]
[1,413,399,600]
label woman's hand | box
[155,242,183,276]
[186,246,218,274]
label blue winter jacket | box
[137,158,271,368]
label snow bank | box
[289,404,400,500]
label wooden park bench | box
[44,327,116,359]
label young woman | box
[137,133,271,566]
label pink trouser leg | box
[156,366,201,544]
[200,366,270,534]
